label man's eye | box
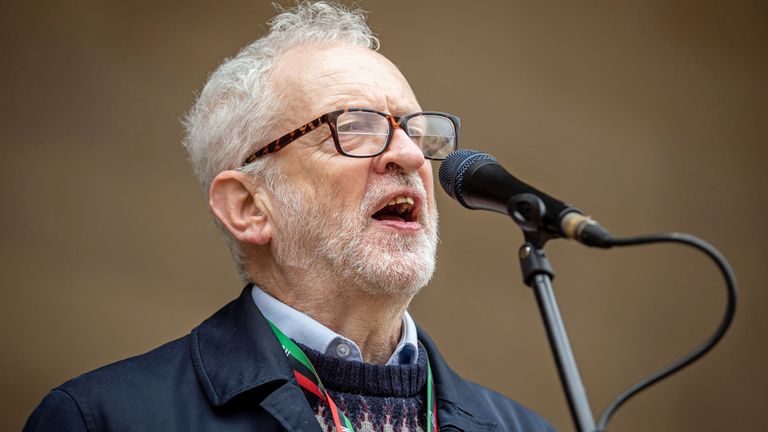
[338,121,367,133]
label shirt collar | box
[251,285,418,365]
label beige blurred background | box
[2,1,766,431]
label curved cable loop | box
[595,232,738,432]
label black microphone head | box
[439,149,497,208]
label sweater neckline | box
[297,342,428,397]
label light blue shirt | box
[251,285,418,365]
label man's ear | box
[209,170,272,245]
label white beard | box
[270,172,438,297]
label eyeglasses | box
[241,108,460,166]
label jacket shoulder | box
[466,380,556,432]
[25,335,194,431]
[61,335,191,396]
[24,389,89,432]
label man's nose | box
[372,128,426,174]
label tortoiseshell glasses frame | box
[241,108,460,166]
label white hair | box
[182,1,380,280]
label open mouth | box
[372,195,417,223]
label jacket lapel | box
[190,285,321,431]
[260,382,324,432]
[419,327,499,431]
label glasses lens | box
[406,114,456,159]
[336,111,389,156]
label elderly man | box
[25,2,553,431]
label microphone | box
[439,149,612,247]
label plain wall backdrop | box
[2,1,766,431]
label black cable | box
[595,233,738,432]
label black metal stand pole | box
[519,242,596,432]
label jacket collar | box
[190,284,294,406]
[190,284,499,430]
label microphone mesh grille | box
[439,150,497,207]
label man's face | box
[265,44,438,296]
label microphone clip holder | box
[508,194,561,249]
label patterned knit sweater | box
[299,343,429,432]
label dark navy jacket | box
[24,287,554,431]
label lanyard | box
[267,319,438,432]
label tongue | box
[376,214,405,222]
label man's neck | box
[252,263,412,364]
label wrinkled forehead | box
[269,44,421,126]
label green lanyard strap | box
[267,319,438,432]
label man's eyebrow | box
[320,96,382,112]
[315,95,419,116]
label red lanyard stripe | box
[295,369,347,430]
[294,370,325,401]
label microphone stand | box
[510,195,596,432]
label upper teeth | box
[387,195,415,215]
[388,195,414,206]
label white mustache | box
[360,173,427,217]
